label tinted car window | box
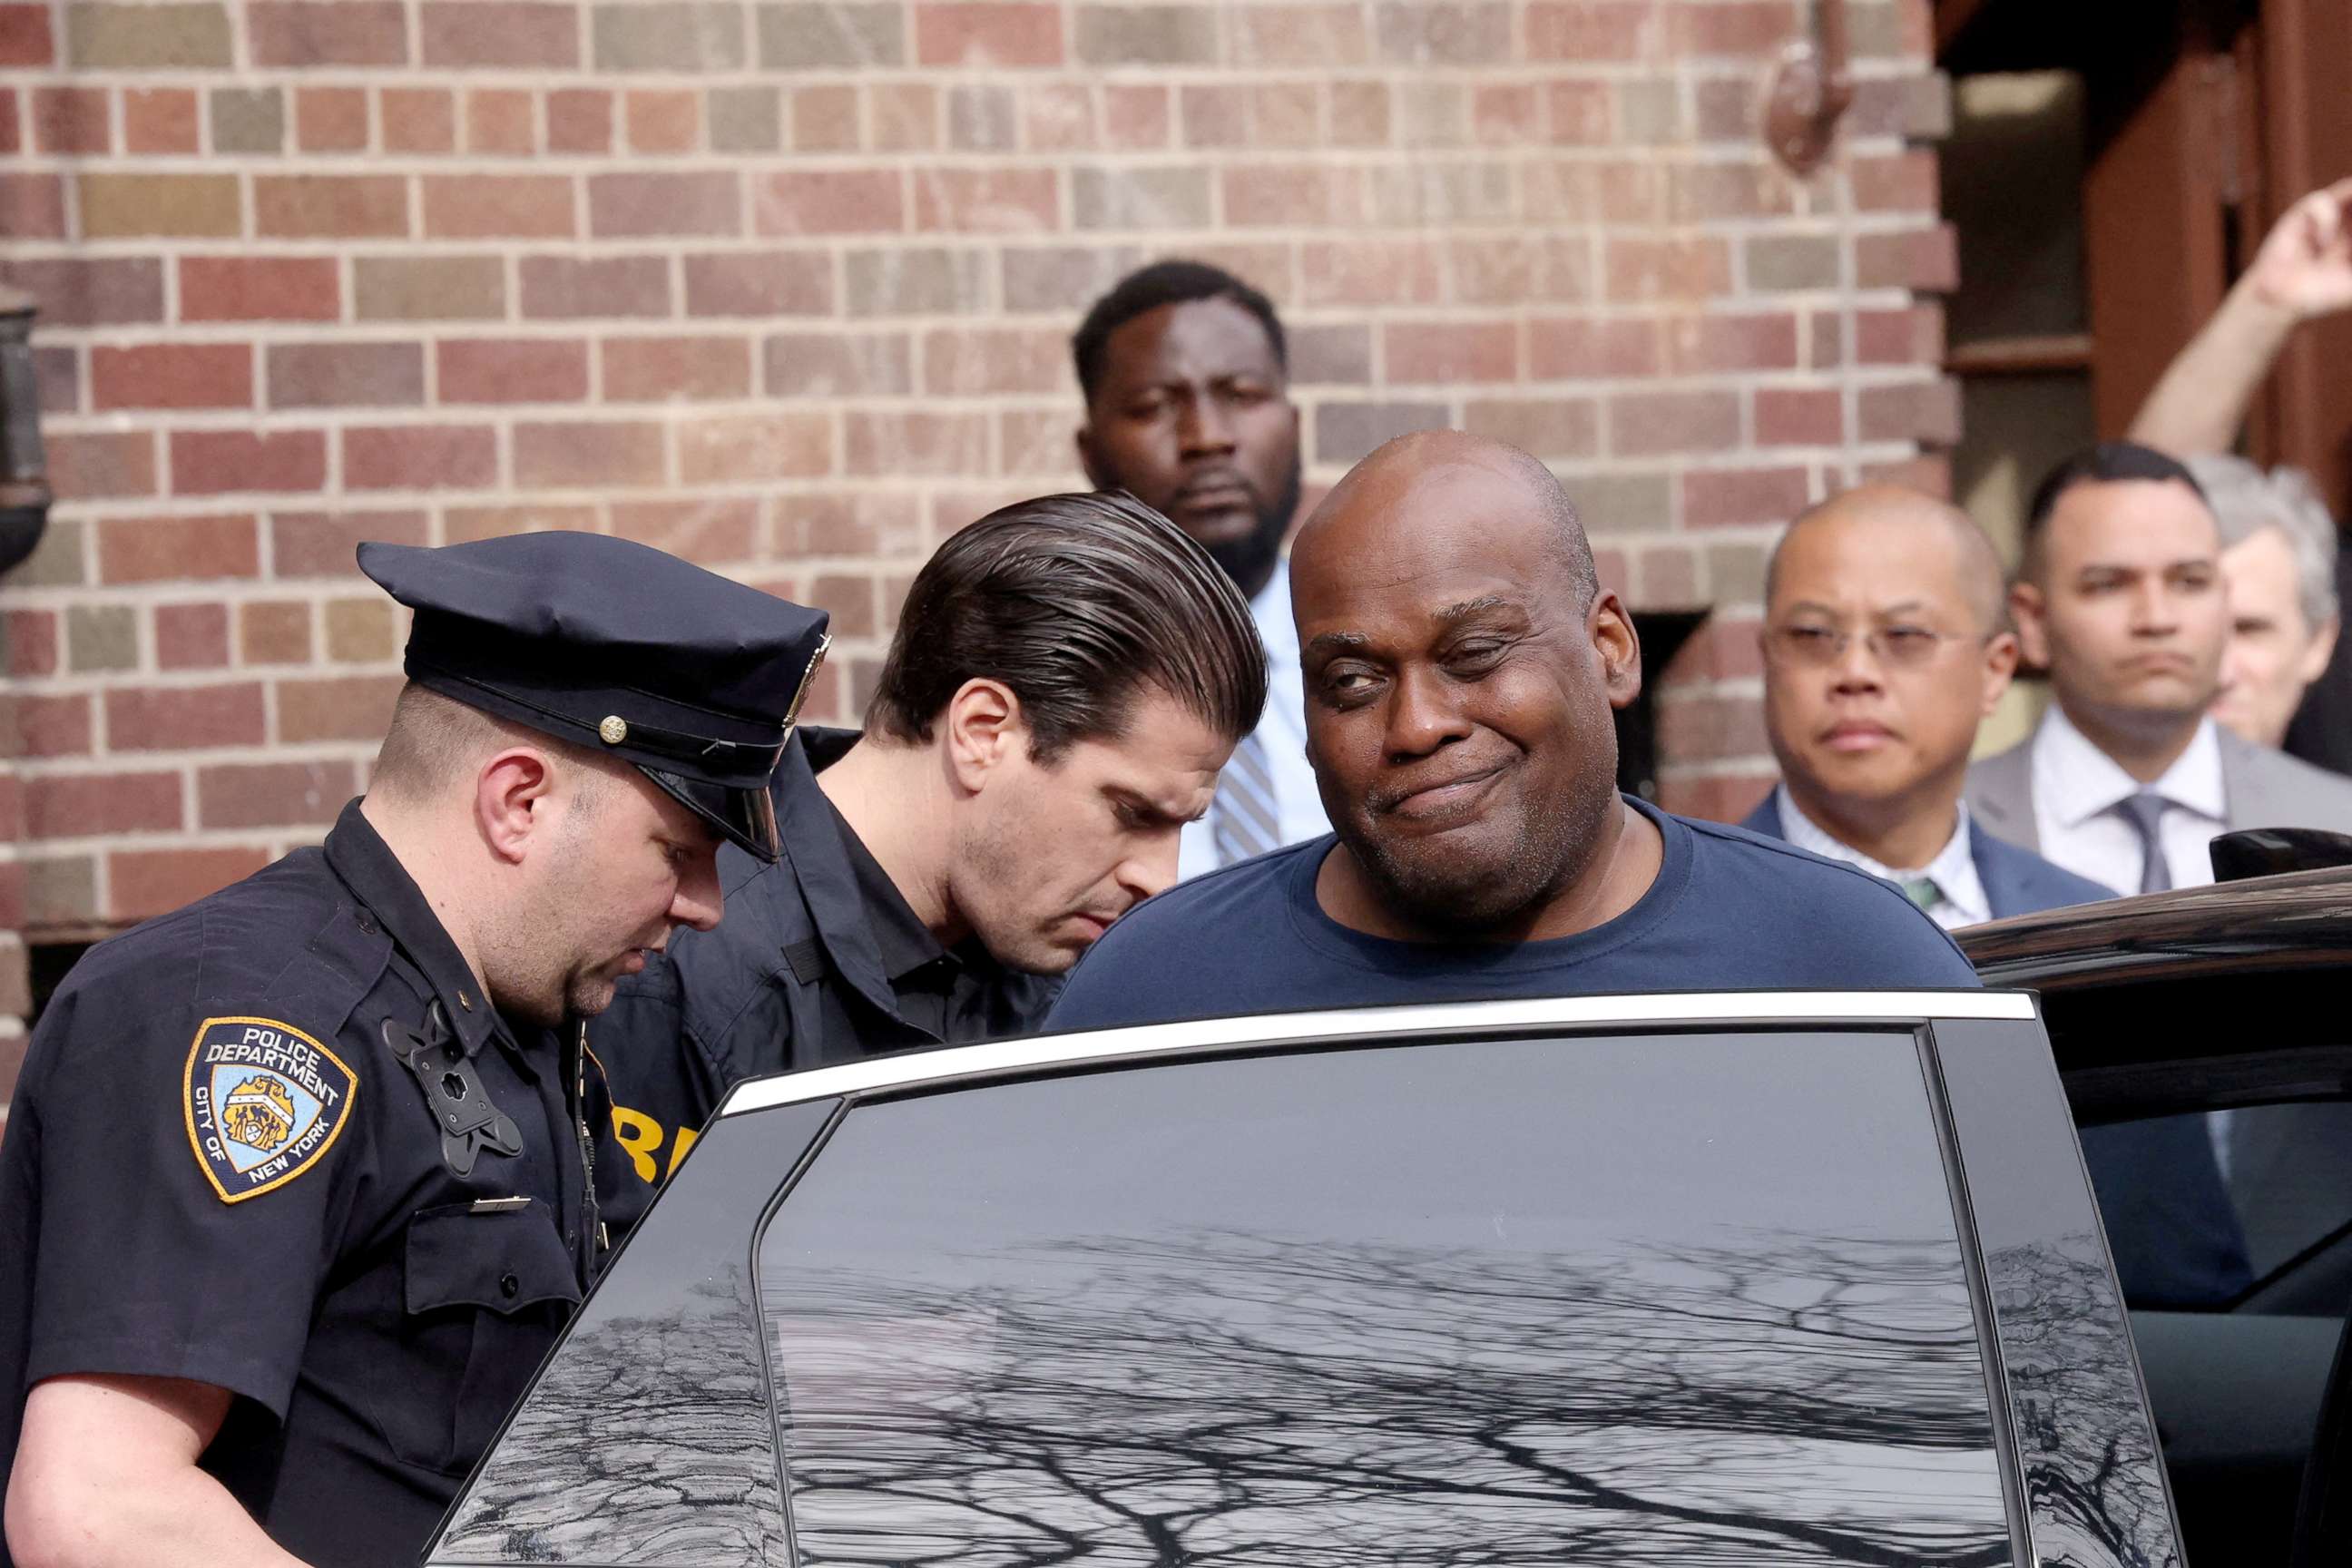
[755,1032,2015,1566]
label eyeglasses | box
[1763,623,1979,671]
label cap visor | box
[642,767,781,862]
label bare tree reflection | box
[765,1229,2016,1567]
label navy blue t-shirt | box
[1045,797,1981,1032]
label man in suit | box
[1744,485,2111,926]
[1966,440,2352,897]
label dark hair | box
[2025,440,2210,534]
[867,492,1269,760]
[1072,260,1287,404]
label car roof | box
[1959,865,2352,989]
[719,989,2034,1116]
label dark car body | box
[426,992,2180,1568]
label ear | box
[1977,631,2022,718]
[475,747,557,867]
[2008,582,2050,671]
[1590,591,1644,711]
[942,678,1024,796]
[1075,422,1112,492]
[2301,614,2342,684]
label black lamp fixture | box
[0,283,52,577]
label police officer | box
[0,532,828,1568]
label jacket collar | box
[769,726,904,1021]
[323,799,505,1058]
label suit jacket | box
[1740,793,2111,921]
[1967,721,2352,853]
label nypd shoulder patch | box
[182,1015,358,1204]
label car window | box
[754,1031,2016,1567]
[2084,1101,2352,1311]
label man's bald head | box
[1295,429,1600,607]
[1767,485,2008,633]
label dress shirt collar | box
[1773,785,1991,928]
[2033,702,2226,826]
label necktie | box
[1898,876,1940,912]
[1211,730,1279,867]
[2115,791,2172,895]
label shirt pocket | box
[366,1202,584,1476]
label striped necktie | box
[1211,730,1279,867]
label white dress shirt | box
[1179,559,1332,879]
[2029,704,2228,896]
[1774,786,1992,930]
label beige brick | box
[67,3,232,67]
[77,173,240,238]
[709,84,780,152]
[67,605,138,672]
[354,255,505,320]
[210,85,285,152]
[843,247,989,317]
[324,597,396,662]
[759,2,904,67]
[1073,5,1218,64]
[1073,165,1210,230]
[593,2,747,69]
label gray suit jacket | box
[1966,721,2352,854]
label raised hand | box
[2246,178,2352,322]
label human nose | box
[670,853,723,933]
[1384,665,1474,758]
[1116,835,1180,905]
[1829,631,1887,691]
[2130,580,2180,634]
[1176,394,1236,456]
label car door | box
[426,992,2180,1568]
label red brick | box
[1860,454,1955,498]
[1385,321,1518,383]
[1104,83,1171,147]
[5,610,58,678]
[422,174,575,240]
[0,257,163,328]
[154,603,230,668]
[766,331,914,397]
[199,760,355,829]
[755,170,906,235]
[869,81,940,151]
[267,342,424,409]
[98,514,259,583]
[465,87,535,153]
[1850,150,1939,212]
[774,492,922,556]
[1470,82,1540,143]
[1222,163,1364,228]
[343,425,499,491]
[0,695,93,760]
[1530,316,1661,378]
[916,3,1063,65]
[1460,397,1598,459]
[520,255,673,319]
[0,4,56,64]
[442,502,599,544]
[1857,226,1959,291]
[1669,1,1795,54]
[1610,389,1739,456]
[547,87,612,152]
[90,343,252,411]
[295,85,369,151]
[48,432,159,500]
[179,256,341,322]
[790,83,858,150]
[270,508,430,577]
[382,87,456,152]
[1527,1,1653,59]
[603,335,753,401]
[171,430,328,496]
[1549,82,1624,146]
[684,251,833,317]
[1,174,65,240]
[437,338,591,404]
[846,411,987,477]
[1756,387,1845,446]
[606,498,761,565]
[251,1,408,64]
[1021,83,1092,151]
[123,87,200,152]
[1605,236,1733,302]
[626,88,699,153]
[1662,311,1799,373]
[1682,465,1812,527]
[106,683,267,751]
[675,413,833,483]
[1855,304,1944,366]
[33,86,109,153]
[1859,379,1962,446]
[1659,693,1774,763]
[921,327,1065,395]
[1301,240,1443,306]
[24,772,183,839]
[514,421,668,488]
[255,175,408,239]
[110,848,271,922]
[1670,161,1798,222]
[277,675,403,741]
[1657,770,1775,824]
[911,165,1058,233]
[590,172,740,238]
[421,2,579,67]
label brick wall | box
[0,0,1957,1103]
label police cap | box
[358,531,829,862]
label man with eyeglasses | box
[1744,485,2111,926]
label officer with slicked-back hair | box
[0,532,828,1568]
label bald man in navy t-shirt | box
[1047,434,1976,1034]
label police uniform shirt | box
[592,726,1056,1234]
[0,801,602,1568]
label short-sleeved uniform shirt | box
[592,727,1055,1235]
[1044,797,1984,1033]
[0,801,604,1568]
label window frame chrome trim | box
[720,989,2036,1115]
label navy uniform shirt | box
[0,801,604,1568]
[593,727,1055,1233]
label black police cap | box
[358,532,829,861]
